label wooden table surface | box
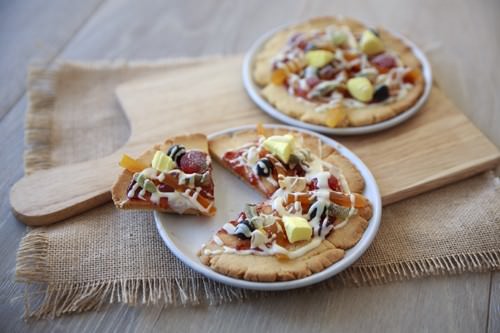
[1,1,499,332]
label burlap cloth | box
[15,58,500,319]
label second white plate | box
[154,124,382,291]
[242,19,433,135]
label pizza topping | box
[206,130,371,259]
[132,171,152,190]
[234,220,254,239]
[143,179,157,194]
[359,29,385,56]
[152,151,176,173]
[325,107,348,128]
[330,29,348,46]
[283,215,312,243]
[305,50,335,68]
[318,64,339,80]
[278,176,308,193]
[121,145,215,215]
[271,56,308,85]
[179,150,209,174]
[347,77,374,102]
[166,144,186,164]
[263,134,295,163]
[250,229,269,248]
[373,85,390,102]
[371,53,397,73]
[329,203,351,221]
[119,154,148,173]
[403,68,422,84]
[307,199,328,220]
[269,24,419,120]
[158,183,174,192]
[254,158,273,177]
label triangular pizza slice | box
[209,126,366,197]
[200,127,372,281]
[112,133,216,216]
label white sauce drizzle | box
[222,223,236,234]
[273,23,416,109]
[213,235,224,246]
[128,167,212,214]
[203,135,364,259]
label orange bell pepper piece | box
[271,68,288,85]
[403,68,422,84]
[119,154,148,173]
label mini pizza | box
[200,127,372,281]
[112,134,216,216]
[253,16,425,128]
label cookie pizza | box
[112,134,216,216]
[200,127,372,281]
[253,16,425,128]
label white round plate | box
[242,20,433,135]
[154,124,382,291]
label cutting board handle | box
[10,154,119,226]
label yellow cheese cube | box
[283,216,312,243]
[360,30,384,56]
[151,151,176,172]
[263,134,295,163]
[305,50,335,68]
[347,77,374,102]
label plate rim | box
[154,124,382,291]
[242,17,433,136]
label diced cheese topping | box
[283,216,312,243]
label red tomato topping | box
[179,151,208,174]
[309,175,341,191]
[328,176,341,192]
[372,53,397,73]
[294,87,308,99]
[306,77,320,88]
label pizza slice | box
[112,133,216,216]
[209,126,365,197]
[200,128,372,281]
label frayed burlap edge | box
[25,67,56,174]
[16,230,254,319]
[15,227,500,319]
[339,251,500,287]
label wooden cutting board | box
[10,55,500,226]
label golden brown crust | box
[199,214,369,281]
[199,239,345,282]
[253,16,425,128]
[327,215,369,249]
[111,133,213,216]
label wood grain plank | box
[55,0,500,147]
[9,57,499,225]
[489,272,500,333]
[2,274,491,333]
[0,99,41,331]
[0,0,105,119]
[149,273,490,333]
